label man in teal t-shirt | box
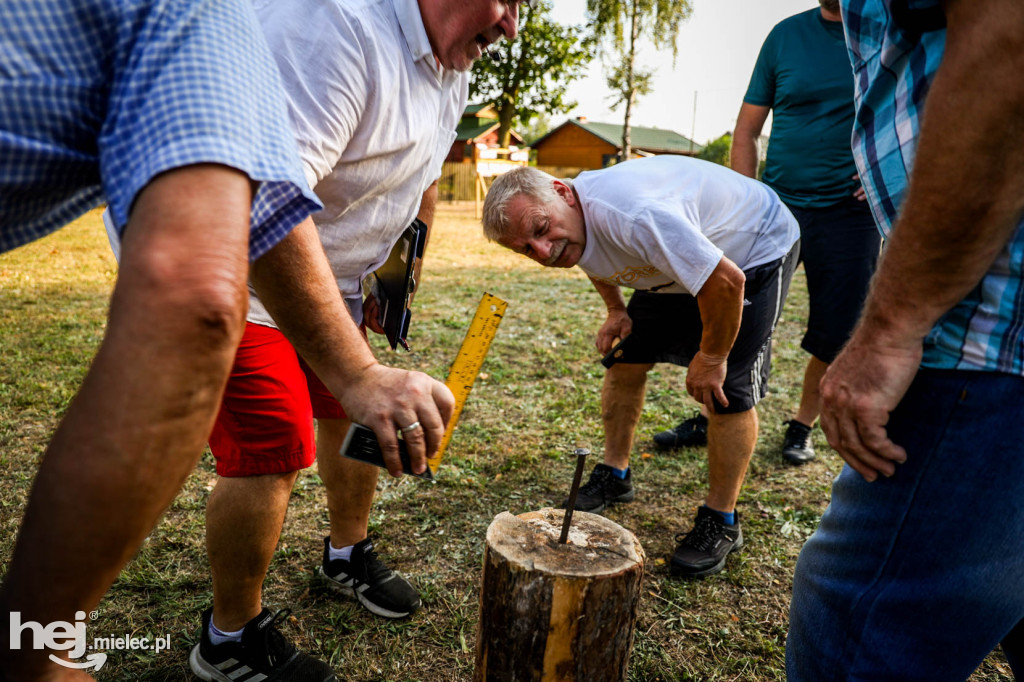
[653,0,881,466]
[742,4,857,206]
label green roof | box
[463,103,492,117]
[455,104,524,143]
[540,119,704,154]
[455,119,499,142]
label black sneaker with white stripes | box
[319,536,421,619]
[189,608,336,682]
[781,419,816,464]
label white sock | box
[208,619,244,646]
[328,541,355,562]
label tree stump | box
[474,508,646,682]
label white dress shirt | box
[248,0,469,325]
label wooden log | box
[474,508,646,682]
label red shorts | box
[208,323,347,477]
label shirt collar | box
[393,0,435,66]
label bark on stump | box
[474,508,646,682]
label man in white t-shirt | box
[182,1,525,680]
[482,156,799,577]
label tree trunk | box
[497,2,532,149]
[474,508,646,682]
[620,3,641,163]
[497,93,518,149]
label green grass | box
[0,206,1014,680]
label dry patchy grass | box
[0,205,1013,681]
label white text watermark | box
[9,611,172,672]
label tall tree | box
[470,0,594,148]
[588,0,693,161]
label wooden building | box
[531,117,703,169]
[446,103,525,163]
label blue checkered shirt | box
[843,0,1024,374]
[0,0,321,260]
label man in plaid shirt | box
[787,1,1024,678]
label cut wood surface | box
[475,509,646,682]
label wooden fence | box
[438,162,588,202]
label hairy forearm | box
[858,0,1024,344]
[731,103,769,179]
[252,210,454,477]
[589,276,627,310]
[1,166,253,676]
[250,217,377,391]
[696,259,745,357]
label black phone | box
[339,423,433,480]
[600,334,640,369]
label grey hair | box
[481,166,568,243]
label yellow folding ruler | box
[427,292,507,474]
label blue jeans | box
[787,368,1024,681]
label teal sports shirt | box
[744,8,858,209]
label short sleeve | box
[99,0,321,261]
[428,72,469,185]
[633,205,723,295]
[743,28,779,107]
[1,0,320,257]
[256,0,370,190]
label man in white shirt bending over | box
[482,156,799,577]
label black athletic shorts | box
[609,242,800,414]
[788,196,881,362]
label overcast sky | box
[546,0,825,145]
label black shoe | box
[653,412,708,449]
[781,420,816,465]
[319,537,420,619]
[563,463,635,513]
[670,507,744,578]
[189,608,336,682]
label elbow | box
[729,267,746,296]
[163,270,249,352]
[721,270,746,305]
[699,259,746,303]
[178,279,249,351]
[731,124,755,144]
[116,247,250,354]
[719,258,747,297]
[731,117,761,146]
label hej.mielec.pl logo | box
[9,610,172,672]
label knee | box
[605,363,652,387]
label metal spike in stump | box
[475,508,645,681]
[559,448,589,544]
